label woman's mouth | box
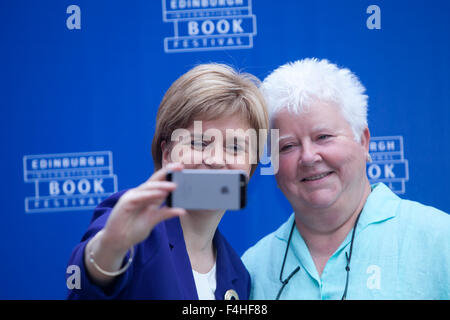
[302,171,333,182]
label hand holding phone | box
[101,163,186,253]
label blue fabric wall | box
[1,0,449,299]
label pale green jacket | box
[242,183,450,299]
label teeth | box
[303,172,330,181]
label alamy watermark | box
[168,121,279,175]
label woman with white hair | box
[242,58,450,299]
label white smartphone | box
[166,169,247,210]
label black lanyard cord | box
[276,210,363,300]
[341,209,363,300]
[276,220,300,300]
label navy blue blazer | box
[66,190,250,300]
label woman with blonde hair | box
[67,63,268,300]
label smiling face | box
[272,100,370,214]
[162,114,254,177]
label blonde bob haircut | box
[151,63,269,176]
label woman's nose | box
[203,144,226,169]
[299,143,321,166]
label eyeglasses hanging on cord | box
[275,211,363,300]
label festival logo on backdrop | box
[367,136,409,194]
[23,151,118,213]
[162,0,257,53]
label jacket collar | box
[273,183,399,281]
[275,182,398,242]
[358,182,398,228]
[165,217,198,299]
[165,217,240,300]
[213,230,240,300]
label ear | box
[161,140,171,168]
[360,127,371,153]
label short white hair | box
[260,58,368,141]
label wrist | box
[86,230,135,279]
[93,229,130,258]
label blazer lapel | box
[165,217,198,300]
[213,230,239,300]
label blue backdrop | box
[1,0,449,299]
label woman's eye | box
[191,140,206,149]
[280,144,293,152]
[226,144,244,154]
[317,134,331,141]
